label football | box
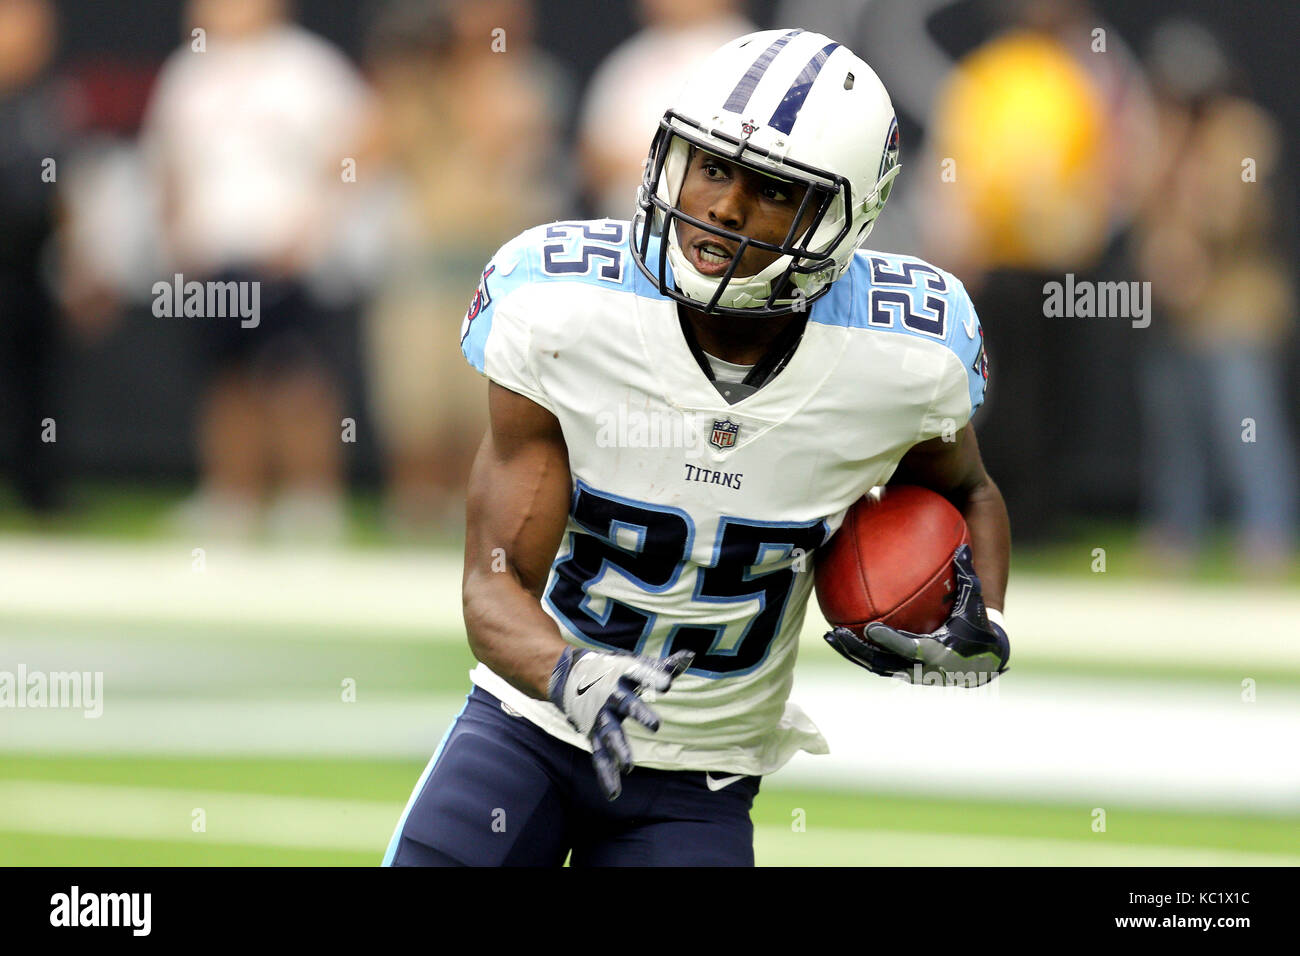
[814,485,970,636]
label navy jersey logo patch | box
[710,419,740,450]
[973,326,989,382]
[461,263,496,343]
[879,115,900,180]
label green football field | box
[4,754,1299,867]
[2,523,1298,867]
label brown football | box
[814,485,970,636]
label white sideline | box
[1,673,1297,814]
[780,669,1300,815]
[751,826,1300,867]
[2,536,1298,815]
[2,535,1299,671]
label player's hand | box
[547,646,694,800]
[823,624,916,677]
[824,544,1009,686]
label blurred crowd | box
[0,0,1294,573]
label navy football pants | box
[382,686,762,866]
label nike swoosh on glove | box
[548,647,694,800]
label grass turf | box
[2,755,1296,866]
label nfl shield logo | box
[710,419,740,450]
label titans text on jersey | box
[459,218,987,776]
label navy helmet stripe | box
[767,42,841,135]
[722,30,803,115]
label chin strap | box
[676,306,809,405]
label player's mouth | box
[690,238,738,276]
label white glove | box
[547,647,694,800]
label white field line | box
[0,695,467,759]
[778,669,1300,815]
[795,576,1300,673]
[2,671,1297,814]
[0,536,461,638]
[2,535,1299,672]
[752,826,1300,867]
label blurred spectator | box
[775,0,955,133]
[774,0,1154,258]
[1132,18,1296,575]
[1037,0,1156,246]
[361,0,569,537]
[0,0,74,515]
[923,25,1107,276]
[775,1,1155,539]
[140,0,370,543]
[920,4,1113,541]
[771,0,963,257]
[578,0,755,219]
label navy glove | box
[824,544,1010,686]
[548,646,694,800]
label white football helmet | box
[631,28,901,317]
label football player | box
[384,28,1011,867]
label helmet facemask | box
[632,110,857,318]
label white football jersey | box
[459,220,988,775]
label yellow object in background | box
[932,30,1108,271]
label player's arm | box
[823,423,1011,683]
[461,381,692,798]
[888,423,1008,611]
[461,381,575,700]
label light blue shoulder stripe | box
[459,221,672,374]
[809,250,987,411]
[459,230,537,374]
